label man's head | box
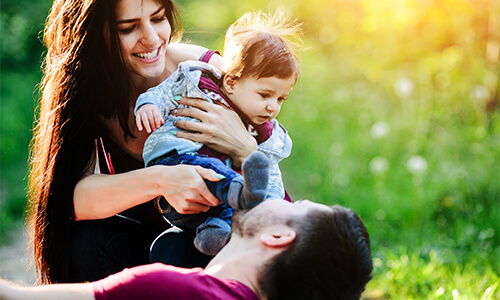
[231,200,373,300]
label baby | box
[135,11,301,255]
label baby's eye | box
[259,93,270,99]
[278,97,287,103]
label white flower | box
[407,155,428,174]
[394,77,414,97]
[369,157,389,175]
[370,122,390,139]
[471,85,489,103]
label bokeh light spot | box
[407,155,427,174]
[394,77,414,97]
[370,122,390,139]
[370,157,389,175]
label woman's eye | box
[152,15,167,23]
[118,26,135,33]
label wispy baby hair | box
[223,10,302,83]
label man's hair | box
[222,11,302,83]
[258,205,373,300]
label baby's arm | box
[134,78,179,133]
[265,162,286,200]
[258,120,293,200]
[136,104,165,133]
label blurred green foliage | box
[0,0,52,236]
[1,0,499,298]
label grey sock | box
[194,227,231,256]
[239,151,269,209]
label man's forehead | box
[294,199,332,213]
[250,199,330,217]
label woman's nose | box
[140,23,160,45]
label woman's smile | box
[133,45,162,61]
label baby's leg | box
[152,153,236,213]
[194,227,231,256]
[152,152,269,211]
[194,215,232,256]
[237,151,270,209]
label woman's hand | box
[153,164,222,214]
[74,165,222,220]
[172,97,258,169]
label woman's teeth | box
[134,48,159,59]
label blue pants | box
[152,153,242,231]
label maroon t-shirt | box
[93,263,258,300]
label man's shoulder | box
[93,263,257,300]
[140,264,259,300]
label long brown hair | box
[29,0,181,283]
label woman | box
[29,0,258,284]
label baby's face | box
[226,75,295,125]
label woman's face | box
[115,0,172,81]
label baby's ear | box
[222,74,237,94]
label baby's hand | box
[136,104,165,133]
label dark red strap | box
[95,137,115,174]
[199,50,221,63]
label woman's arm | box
[171,98,258,169]
[168,43,223,68]
[0,279,94,300]
[73,165,221,220]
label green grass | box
[364,248,499,299]
[276,55,499,299]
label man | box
[0,199,373,300]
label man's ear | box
[222,74,237,94]
[260,228,297,248]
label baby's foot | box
[194,228,231,256]
[239,151,269,209]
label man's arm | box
[0,279,94,300]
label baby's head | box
[221,11,302,125]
